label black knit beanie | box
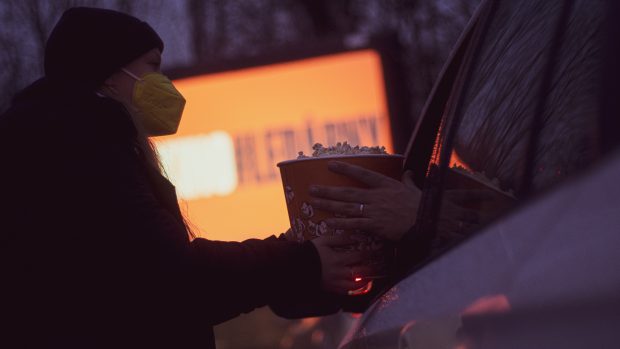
[44,7,164,91]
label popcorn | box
[451,164,515,197]
[297,142,388,159]
[279,139,401,276]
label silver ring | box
[359,203,364,216]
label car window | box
[422,0,605,250]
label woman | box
[0,8,372,348]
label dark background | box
[0,0,478,129]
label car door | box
[340,0,619,347]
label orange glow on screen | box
[155,50,393,241]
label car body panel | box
[341,150,620,348]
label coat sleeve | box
[189,236,328,325]
[52,97,331,326]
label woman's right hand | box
[309,162,421,242]
[311,235,378,295]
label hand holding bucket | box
[278,154,405,295]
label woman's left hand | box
[309,161,421,242]
[311,234,378,295]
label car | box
[338,0,620,347]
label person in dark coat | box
[0,8,372,348]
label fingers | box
[328,280,361,295]
[352,265,384,280]
[339,264,384,281]
[309,185,368,203]
[310,198,365,217]
[334,250,373,266]
[325,217,373,230]
[312,234,356,248]
[322,263,363,295]
[326,265,377,295]
[347,281,374,296]
[327,161,397,188]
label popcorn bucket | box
[277,154,405,295]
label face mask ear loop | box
[121,68,142,81]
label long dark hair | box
[130,113,197,240]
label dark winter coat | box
[0,78,327,348]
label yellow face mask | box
[122,68,186,136]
